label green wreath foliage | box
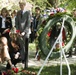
[37,13,76,59]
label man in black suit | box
[15,1,31,68]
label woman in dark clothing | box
[9,39,22,65]
[0,8,12,40]
[7,34,22,69]
[50,22,66,48]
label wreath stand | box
[37,18,71,75]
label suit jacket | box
[15,10,31,38]
[33,14,42,32]
[0,17,12,29]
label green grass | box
[26,64,76,75]
[28,43,76,75]
[29,43,36,51]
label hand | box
[18,33,21,36]
[0,58,2,63]
[5,19,10,23]
[21,32,25,36]
[2,28,10,34]
[15,52,20,59]
[11,64,15,69]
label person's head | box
[1,8,8,17]
[11,39,20,50]
[9,33,19,41]
[13,10,17,16]
[19,1,26,10]
[11,12,15,18]
[56,22,61,29]
[9,33,20,50]
[0,37,8,45]
[35,7,41,15]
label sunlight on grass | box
[29,43,36,51]
[27,64,76,75]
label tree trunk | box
[47,0,59,7]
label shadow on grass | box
[26,64,76,75]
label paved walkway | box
[28,55,76,67]
[0,49,76,71]
[28,50,76,67]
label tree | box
[47,0,76,10]
[0,0,76,12]
[47,0,59,7]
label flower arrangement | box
[1,68,37,75]
[22,70,37,75]
[37,7,66,48]
[37,7,75,58]
[1,67,19,75]
[38,7,66,35]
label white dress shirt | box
[1,17,6,28]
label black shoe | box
[67,55,72,58]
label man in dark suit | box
[33,7,43,58]
[15,1,31,68]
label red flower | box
[12,67,19,73]
[50,12,54,16]
[47,32,51,37]
[16,30,20,33]
[62,42,65,46]
[3,72,7,75]
[56,8,60,13]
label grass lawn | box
[29,43,36,51]
[27,64,76,75]
[1,43,76,75]
[28,43,76,75]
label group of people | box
[0,0,43,70]
[0,0,76,71]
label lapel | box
[5,17,10,26]
[0,17,7,28]
[18,10,27,20]
[0,17,2,28]
[22,10,27,18]
[0,17,10,28]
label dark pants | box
[18,36,29,69]
[33,31,37,41]
[29,31,34,43]
[24,38,29,68]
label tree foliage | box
[47,0,76,10]
[27,0,51,10]
[0,0,76,11]
[65,0,76,10]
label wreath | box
[37,8,76,59]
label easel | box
[37,18,71,75]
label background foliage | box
[0,0,76,12]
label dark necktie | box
[21,11,23,18]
